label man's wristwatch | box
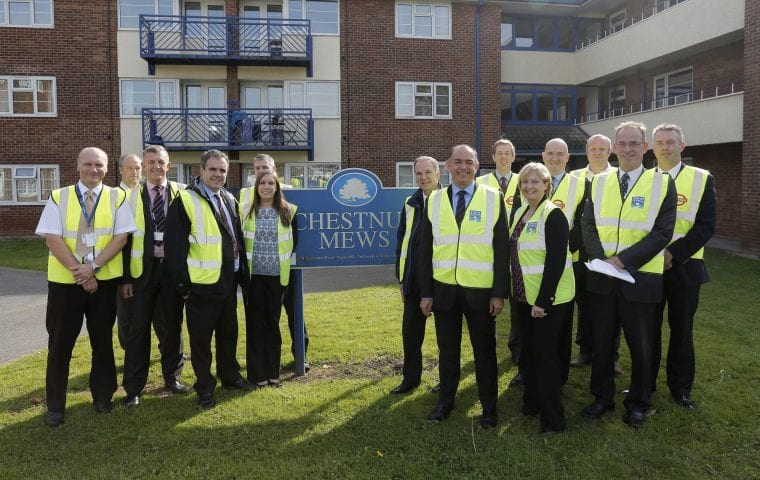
[91,262,101,274]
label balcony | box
[143,108,314,159]
[139,15,312,76]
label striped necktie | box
[152,185,165,246]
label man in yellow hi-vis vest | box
[116,153,143,349]
[651,124,716,410]
[419,144,509,429]
[166,150,253,409]
[581,122,677,429]
[35,147,136,427]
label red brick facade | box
[340,1,502,186]
[742,0,760,254]
[0,1,120,236]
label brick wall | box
[742,0,760,254]
[0,1,120,237]
[340,1,501,186]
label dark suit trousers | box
[185,289,242,395]
[558,300,573,385]
[653,282,700,397]
[434,287,498,413]
[247,275,286,383]
[122,260,185,395]
[116,293,133,350]
[507,298,521,365]
[517,301,568,432]
[401,295,428,385]
[284,271,309,359]
[45,280,118,413]
[572,262,592,354]
[589,290,655,412]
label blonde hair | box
[517,162,552,201]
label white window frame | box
[653,67,693,109]
[284,163,341,189]
[286,0,340,36]
[118,0,175,30]
[395,81,452,119]
[286,81,340,118]
[395,2,451,40]
[396,161,450,188]
[120,78,179,118]
[0,0,54,28]
[0,75,56,116]
[609,9,625,33]
[0,164,59,204]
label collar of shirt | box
[146,179,168,190]
[618,164,644,185]
[119,181,139,191]
[77,181,102,197]
[587,163,612,179]
[657,161,682,180]
[496,171,512,183]
[451,182,475,205]
[552,172,565,190]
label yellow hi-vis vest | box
[238,186,255,220]
[671,165,709,260]
[177,190,223,285]
[591,168,669,275]
[427,185,500,288]
[510,200,575,305]
[242,205,297,286]
[551,173,585,262]
[48,185,126,283]
[398,198,415,283]
[129,181,183,278]
[477,172,520,221]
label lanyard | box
[75,185,102,227]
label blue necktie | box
[621,173,630,198]
[455,190,467,225]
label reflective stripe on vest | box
[551,173,585,262]
[591,169,668,274]
[671,166,708,260]
[510,200,575,305]
[477,172,520,224]
[398,198,415,283]
[428,185,499,288]
[48,185,125,283]
[129,181,182,278]
[178,190,223,284]
[241,204,298,286]
[238,187,255,221]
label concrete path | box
[0,265,395,365]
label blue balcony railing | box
[139,15,312,75]
[142,108,314,159]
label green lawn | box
[0,246,758,479]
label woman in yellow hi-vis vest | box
[509,163,575,433]
[242,171,298,388]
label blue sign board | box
[283,168,415,268]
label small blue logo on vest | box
[631,196,646,208]
[328,169,380,207]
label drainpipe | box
[475,0,484,162]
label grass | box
[0,238,48,271]
[0,244,758,478]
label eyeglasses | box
[615,141,643,149]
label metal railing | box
[142,108,314,155]
[576,83,741,124]
[139,15,312,70]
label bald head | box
[77,147,109,189]
[542,138,569,177]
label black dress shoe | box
[509,372,525,387]
[480,411,498,429]
[124,394,140,408]
[93,399,113,414]
[430,383,441,393]
[223,378,254,391]
[623,409,646,428]
[165,380,189,395]
[390,382,419,395]
[197,393,216,409]
[674,394,697,409]
[426,402,454,422]
[581,401,614,419]
[44,411,64,427]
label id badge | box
[154,231,164,241]
[83,252,94,263]
[84,232,97,247]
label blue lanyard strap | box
[75,185,102,227]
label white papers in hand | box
[584,258,636,284]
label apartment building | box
[1,0,757,254]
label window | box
[395,3,450,39]
[396,82,452,119]
[609,85,625,116]
[396,162,450,188]
[609,9,625,33]
[0,0,53,27]
[653,68,692,108]
[287,81,340,117]
[0,76,56,116]
[501,84,576,124]
[502,15,603,51]
[285,163,340,189]
[120,79,177,116]
[288,0,338,34]
[119,0,173,29]
[0,165,58,203]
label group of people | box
[393,121,716,433]
[36,147,302,426]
